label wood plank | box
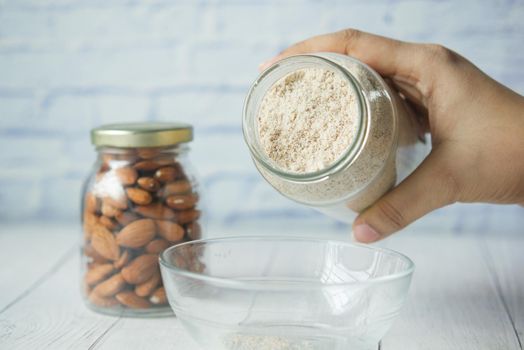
[482,234,524,348]
[0,248,119,349]
[94,317,198,350]
[380,232,521,350]
[0,225,198,349]
[0,224,77,311]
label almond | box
[121,254,158,284]
[113,249,131,269]
[163,180,192,196]
[154,167,177,183]
[84,244,108,264]
[115,211,139,226]
[126,188,152,205]
[185,222,202,240]
[99,215,118,230]
[116,219,156,248]
[156,220,184,242]
[174,209,201,224]
[137,148,161,160]
[83,212,99,240]
[135,271,161,297]
[103,195,128,210]
[149,287,167,305]
[145,239,170,254]
[85,193,98,213]
[101,201,121,218]
[137,177,160,192]
[115,167,138,186]
[91,225,120,261]
[89,292,119,308]
[116,291,151,309]
[165,194,198,210]
[134,160,161,171]
[134,203,175,220]
[85,263,115,286]
[92,273,126,297]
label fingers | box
[352,149,458,243]
[260,29,426,83]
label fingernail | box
[353,224,381,243]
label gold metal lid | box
[91,122,193,148]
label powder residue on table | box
[257,68,359,174]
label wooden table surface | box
[0,219,522,350]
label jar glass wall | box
[81,123,203,317]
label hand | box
[260,29,524,242]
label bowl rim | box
[159,236,415,289]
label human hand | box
[260,29,524,242]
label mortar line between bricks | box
[0,244,77,315]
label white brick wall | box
[0,0,523,234]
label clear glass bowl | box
[159,237,414,350]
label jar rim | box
[242,54,368,182]
[91,122,193,148]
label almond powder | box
[257,68,359,173]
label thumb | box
[352,149,458,243]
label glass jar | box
[81,123,203,317]
[243,53,430,223]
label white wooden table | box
[0,216,523,349]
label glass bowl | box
[159,236,414,350]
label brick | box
[0,97,37,128]
[0,49,189,88]
[154,89,245,129]
[189,44,260,85]
[0,178,41,220]
[0,4,198,43]
[39,176,84,221]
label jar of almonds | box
[81,122,203,316]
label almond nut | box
[154,167,177,183]
[85,193,98,213]
[101,201,122,218]
[113,249,131,270]
[92,273,126,297]
[91,225,120,261]
[85,263,115,286]
[83,212,99,240]
[145,239,170,254]
[174,209,201,224]
[116,291,151,309]
[135,271,161,297]
[115,211,139,226]
[103,196,128,210]
[137,148,161,160]
[116,219,156,248]
[149,287,167,305]
[99,215,118,230]
[156,220,184,242]
[163,180,192,196]
[84,244,108,264]
[185,222,202,240]
[134,203,175,220]
[137,177,160,192]
[121,254,158,284]
[89,292,119,308]
[115,167,138,186]
[166,194,198,210]
[134,160,161,171]
[126,188,152,205]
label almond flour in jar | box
[243,53,430,223]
